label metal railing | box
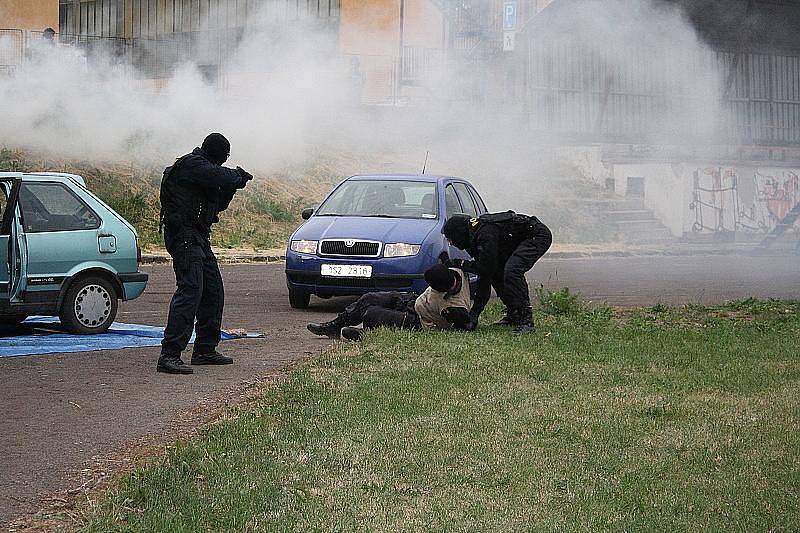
[0,29,24,75]
[524,38,800,146]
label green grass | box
[81,299,800,531]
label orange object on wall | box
[0,0,58,32]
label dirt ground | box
[1,254,799,528]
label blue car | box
[285,174,488,308]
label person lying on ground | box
[307,264,474,341]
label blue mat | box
[0,316,263,358]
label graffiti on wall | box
[755,171,799,221]
[690,167,800,235]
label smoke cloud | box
[0,0,727,214]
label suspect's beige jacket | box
[414,269,472,330]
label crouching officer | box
[307,264,475,340]
[157,133,253,374]
[442,211,552,334]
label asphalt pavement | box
[1,254,798,526]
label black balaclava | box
[201,133,230,165]
[425,264,456,293]
[442,214,472,250]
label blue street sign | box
[503,1,518,31]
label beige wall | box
[340,0,443,56]
[0,0,58,31]
[340,0,400,57]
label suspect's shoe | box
[157,354,194,375]
[191,350,234,365]
[307,320,343,338]
[340,327,364,341]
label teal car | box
[0,172,148,334]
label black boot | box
[512,307,536,335]
[340,327,364,341]
[493,308,513,326]
[191,350,234,365]
[157,353,193,374]
[307,317,345,338]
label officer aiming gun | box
[442,211,552,335]
[307,264,476,340]
[157,133,254,375]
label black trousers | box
[493,222,553,310]
[339,292,421,330]
[161,241,224,356]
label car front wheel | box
[60,276,118,334]
[288,287,310,309]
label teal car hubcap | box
[75,284,112,328]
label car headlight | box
[384,243,421,258]
[290,240,318,254]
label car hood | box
[292,216,439,244]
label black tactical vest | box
[159,155,218,237]
[472,211,539,243]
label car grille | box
[288,273,411,290]
[320,240,380,257]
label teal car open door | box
[0,172,148,334]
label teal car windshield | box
[316,180,438,219]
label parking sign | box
[503,1,518,31]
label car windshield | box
[316,180,438,219]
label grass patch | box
[82,299,800,531]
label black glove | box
[441,307,477,331]
[438,251,450,264]
[445,258,466,269]
[236,166,254,189]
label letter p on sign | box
[503,1,517,31]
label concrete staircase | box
[600,198,675,243]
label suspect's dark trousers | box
[502,222,553,309]
[161,242,224,356]
[338,292,420,330]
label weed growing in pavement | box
[82,300,800,532]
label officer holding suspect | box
[157,133,253,374]
[442,211,552,335]
[307,264,475,341]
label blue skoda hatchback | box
[285,174,488,308]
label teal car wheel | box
[60,276,119,334]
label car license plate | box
[321,264,372,278]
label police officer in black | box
[442,211,552,334]
[157,133,253,374]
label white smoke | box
[0,0,727,213]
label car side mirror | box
[301,208,314,220]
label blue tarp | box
[0,316,263,358]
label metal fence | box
[524,38,800,146]
[4,25,800,147]
[0,29,25,76]
[12,28,247,82]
